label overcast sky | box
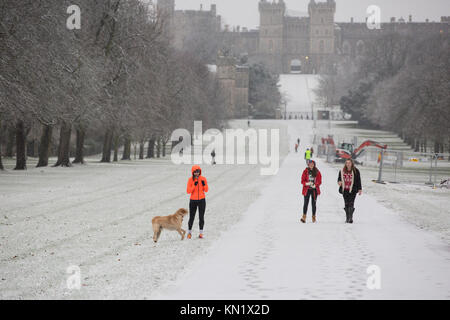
[174,0,449,29]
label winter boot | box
[187,232,192,239]
[348,207,355,224]
[344,207,349,223]
[312,215,316,223]
[301,214,306,223]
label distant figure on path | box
[304,148,311,165]
[211,149,216,165]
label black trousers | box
[188,199,206,230]
[343,190,357,208]
[303,189,317,216]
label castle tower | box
[258,0,286,73]
[308,0,336,72]
[217,55,238,118]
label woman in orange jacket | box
[186,165,209,239]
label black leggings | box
[303,189,317,216]
[188,199,206,230]
[343,190,357,208]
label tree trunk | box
[162,140,167,157]
[113,134,119,162]
[406,136,413,149]
[146,139,152,158]
[0,140,3,170]
[100,128,113,163]
[54,122,72,167]
[434,140,439,154]
[14,120,27,170]
[0,120,4,170]
[139,140,145,160]
[414,138,419,152]
[156,138,161,158]
[147,138,155,158]
[37,125,53,167]
[72,127,86,164]
[121,136,131,160]
[6,126,15,157]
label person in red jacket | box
[186,165,209,239]
[301,160,322,223]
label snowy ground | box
[153,120,450,300]
[1,120,450,299]
[0,120,287,299]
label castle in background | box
[158,0,450,74]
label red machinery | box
[335,140,387,162]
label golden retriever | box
[152,208,188,243]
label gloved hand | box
[194,181,198,186]
[201,180,205,187]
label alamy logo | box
[66,265,81,290]
[170,121,280,176]
[66,5,81,30]
[366,265,381,290]
[366,5,381,30]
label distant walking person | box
[295,143,299,153]
[338,159,362,224]
[301,160,322,223]
[186,165,209,238]
[304,148,311,165]
[211,149,216,165]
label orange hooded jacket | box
[187,165,209,200]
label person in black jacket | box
[211,149,216,165]
[337,159,362,223]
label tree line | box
[0,0,228,171]
[316,32,450,154]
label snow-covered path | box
[280,74,319,114]
[154,121,450,300]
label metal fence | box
[316,142,450,187]
[360,148,450,186]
